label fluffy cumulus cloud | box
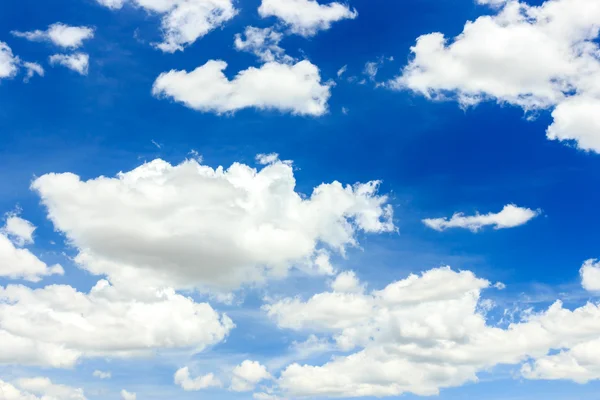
[265,267,600,397]
[393,0,600,152]
[422,204,539,232]
[95,0,236,52]
[0,42,19,79]
[31,157,393,293]
[12,23,94,48]
[49,53,89,75]
[258,0,357,37]
[153,60,331,116]
[174,367,222,391]
[230,360,272,392]
[580,259,600,292]
[0,279,233,367]
[0,216,64,282]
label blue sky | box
[1,0,600,399]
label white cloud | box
[0,380,32,400]
[92,370,111,379]
[547,96,600,151]
[153,60,332,116]
[12,23,94,49]
[522,338,600,383]
[337,65,347,78]
[120,389,136,400]
[393,0,600,152]
[175,367,222,391]
[15,377,86,400]
[0,378,86,400]
[422,204,539,232]
[580,259,600,292]
[0,279,233,368]
[234,27,292,63]
[22,62,44,82]
[258,0,357,37]
[0,42,19,79]
[266,266,600,397]
[95,0,237,52]
[49,53,89,75]
[230,360,272,392]
[330,271,364,293]
[0,232,64,282]
[2,215,36,246]
[256,153,281,165]
[363,61,379,81]
[32,158,392,293]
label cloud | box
[0,218,64,282]
[234,26,292,63]
[265,266,600,397]
[13,377,86,400]
[230,360,272,392]
[120,389,136,400]
[580,259,600,292]
[258,0,357,37]
[393,0,600,152]
[92,370,111,379]
[422,204,539,232]
[153,60,332,116]
[0,279,233,368]
[0,42,19,79]
[49,53,89,75]
[330,271,364,294]
[95,0,237,52]
[12,23,94,49]
[31,157,393,293]
[521,338,600,383]
[22,62,44,82]
[2,215,36,246]
[175,367,222,391]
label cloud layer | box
[266,267,600,397]
[394,0,600,152]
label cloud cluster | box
[0,279,233,367]
[32,156,393,293]
[12,23,93,76]
[394,0,600,152]
[422,204,539,232]
[265,266,600,397]
[95,0,237,52]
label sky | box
[1,0,600,399]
